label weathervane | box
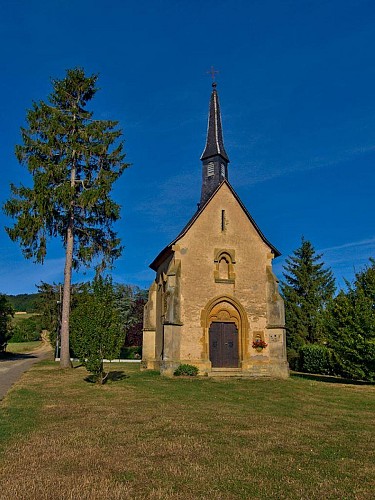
[207,66,219,87]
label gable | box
[150,180,280,271]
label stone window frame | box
[214,248,236,283]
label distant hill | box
[6,293,40,313]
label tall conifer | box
[281,237,335,352]
[3,68,128,368]
[325,259,375,381]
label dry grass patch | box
[0,362,374,499]
[6,341,43,354]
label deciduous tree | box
[114,284,147,347]
[4,68,128,368]
[70,276,123,383]
[36,282,61,345]
[0,294,14,347]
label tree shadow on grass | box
[0,352,37,362]
[84,371,130,384]
[291,372,374,386]
[107,371,130,382]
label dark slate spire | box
[200,82,230,206]
[201,82,229,162]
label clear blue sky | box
[1,0,374,294]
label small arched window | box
[218,256,230,280]
[214,249,236,283]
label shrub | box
[174,364,199,377]
[287,347,301,371]
[119,346,142,359]
[70,276,124,384]
[299,344,333,375]
[10,316,42,342]
[0,294,14,346]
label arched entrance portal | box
[201,296,249,370]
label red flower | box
[252,339,268,349]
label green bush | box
[174,364,199,377]
[0,294,14,346]
[287,348,301,371]
[299,344,333,375]
[10,316,42,342]
[70,276,124,384]
[119,346,142,359]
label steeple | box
[200,82,230,206]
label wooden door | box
[209,322,239,368]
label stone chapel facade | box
[142,83,289,378]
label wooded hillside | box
[6,293,40,313]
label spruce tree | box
[281,237,335,354]
[3,68,128,368]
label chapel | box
[142,82,289,378]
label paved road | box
[0,344,52,401]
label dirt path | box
[0,343,52,401]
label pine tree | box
[281,237,335,355]
[3,68,129,368]
[325,259,375,381]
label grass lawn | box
[6,340,43,354]
[0,362,374,499]
[11,312,40,325]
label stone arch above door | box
[207,301,240,328]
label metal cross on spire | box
[207,66,219,87]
